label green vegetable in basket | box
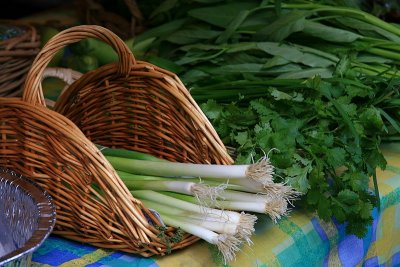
[67,37,154,66]
[39,26,65,67]
[97,145,299,263]
[69,38,118,66]
[66,54,99,73]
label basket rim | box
[0,168,56,265]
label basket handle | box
[22,25,135,107]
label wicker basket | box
[0,20,40,97]
[19,25,233,256]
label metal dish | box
[0,168,56,267]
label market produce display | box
[33,0,400,264]
[123,0,400,239]
[31,23,267,259]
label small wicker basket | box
[19,25,233,256]
[0,20,40,97]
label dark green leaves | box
[325,147,346,168]
[336,17,400,42]
[167,28,222,44]
[342,171,369,191]
[188,2,258,27]
[337,189,359,205]
[256,42,336,68]
[360,107,384,131]
[149,0,179,19]
[285,162,312,193]
[200,99,223,120]
[302,20,361,43]
[216,10,251,44]
[253,10,307,41]
[317,196,332,221]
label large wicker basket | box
[19,25,233,256]
[0,20,40,97]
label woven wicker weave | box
[20,25,233,256]
[0,20,40,97]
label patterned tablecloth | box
[30,143,400,267]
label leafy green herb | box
[155,225,184,254]
[199,74,387,237]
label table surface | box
[30,143,400,267]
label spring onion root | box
[245,156,274,185]
[237,212,257,245]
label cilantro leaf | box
[360,107,384,131]
[201,99,223,120]
[285,163,312,193]
[317,196,332,221]
[325,147,346,168]
[337,189,359,205]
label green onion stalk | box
[105,155,275,185]
[134,191,257,252]
[97,145,299,262]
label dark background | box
[1,1,399,23]
[0,0,68,19]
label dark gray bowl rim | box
[0,168,56,265]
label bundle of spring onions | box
[98,145,299,262]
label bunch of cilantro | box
[201,74,394,237]
[132,0,400,237]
